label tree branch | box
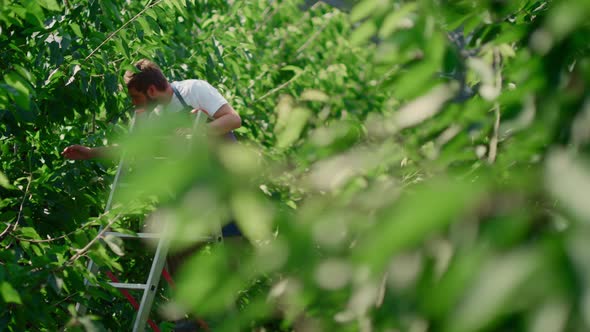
[13,218,101,243]
[66,213,122,265]
[488,48,503,164]
[295,15,333,55]
[0,174,32,240]
[253,70,305,104]
[254,0,279,33]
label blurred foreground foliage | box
[2,0,590,331]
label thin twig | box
[0,174,32,239]
[488,48,503,164]
[488,103,500,164]
[0,222,11,240]
[295,15,333,55]
[66,213,122,265]
[84,0,164,61]
[51,291,81,307]
[248,65,278,89]
[254,0,279,33]
[12,218,101,243]
[91,111,96,134]
[253,70,305,104]
[375,270,389,308]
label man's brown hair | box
[124,59,168,93]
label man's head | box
[124,59,169,108]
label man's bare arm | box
[62,145,117,160]
[193,103,241,136]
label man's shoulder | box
[173,79,212,90]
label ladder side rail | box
[132,227,170,332]
[76,112,138,316]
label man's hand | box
[62,145,96,160]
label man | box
[62,59,241,160]
[63,59,244,331]
[63,57,244,238]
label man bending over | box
[62,59,241,160]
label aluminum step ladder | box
[75,111,221,331]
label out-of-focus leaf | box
[275,107,310,149]
[4,72,31,109]
[350,21,376,45]
[350,0,380,22]
[1,282,22,304]
[393,83,459,130]
[546,149,590,222]
[546,1,590,40]
[445,248,543,332]
[0,172,13,189]
[379,3,417,38]
[354,177,488,271]
[38,0,61,11]
[231,190,274,241]
[300,89,329,102]
[48,274,64,294]
[103,234,124,256]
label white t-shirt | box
[153,80,228,118]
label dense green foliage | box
[2,0,590,331]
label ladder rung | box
[104,232,160,239]
[108,282,147,290]
[104,232,217,242]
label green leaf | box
[300,89,329,102]
[350,21,376,46]
[280,65,303,74]
[65,65,82,86]
[379,3,418,38]
[169,0,186,14]
[1,282,22,304]
[23,2,45,26]
[70,23,83,38]
[14,65,34,83]
[0,172,12,189]
[350,0,380,22]
[393,61,439,100]
[446,249,543,332]
[355,178,488,272]
[546,149,590,221]
[231,190,274,240]
[38,0,61,11]
[103,234,124,256]
[136,17,152,34]
[276,107,310,149]
[546,2,589,40]
[4,72,30,109]
[19,227,41,240]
